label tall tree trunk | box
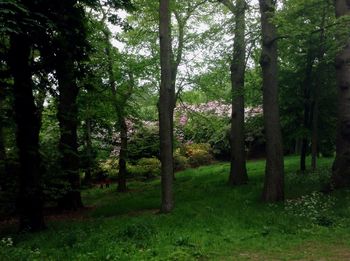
[0,86,6,178]
[8,34,45,231]
[331,0,350,188]
[117,114,128,192]
[311,7,327,171]
[102,25,129,192]
[228,0,248,186]
[259,0,284,202]
[56,52,83,210]
[311,97,319,171]
[159,0,174,213]
[84,118,93,185]
[300,50,314,172]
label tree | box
[276,0,337,169]
[259,0,284,202]
[159,0,174,213]
[53,1,89,210]
[331,0,350,188]
[1,0,48,231]
[218,0,248,185]
[8,33,46,231]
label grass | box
[1,156,350,260]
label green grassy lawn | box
[1,156,350,260]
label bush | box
[99,158,119,177]
[128,125,159,161]
[182,143,214,168]
[128,157,161,179]
[174,154,189,171]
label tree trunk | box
[311,7,326,171]
[229,0,248,186]
[102,23,130,192]
[56,51,83,210]
[300,50,314,172]
[0,86,6,178]
[331,0,350,188]
[117,115,128,192]
[159,0,174,213]
[259,0,284,202]
[311,97,319,171]
[8,34,45,231]
[84,118,93,185]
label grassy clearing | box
[1,156,350,260]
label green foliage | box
[128,124,159,161]
[181,143,214,168]
[128,157,161,179]
[118,222,155,243]
[100,158,119,177]
[173,152,189,171]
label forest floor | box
[1,156,350,260]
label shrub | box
[128,157,161,179]
[174,154,189,171]
[99,158,119,177]
[128,125,159,161]
[182,143,214,168]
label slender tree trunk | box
[229,0,248,186]
[311,8,326,171]
[259,0,284,202]
[117,114,128,192]
[84,118,93,185]
[159,0,174,213]
[331,0,350,188]
[311,97,319,171]
[36,75,48,127]
[0,87,5,178]
[56,52,83,210]
[102,26,129,192]
[300,51,314,172]
[8,34,45,231]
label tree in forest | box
[52,1,90,210]
[331,0,350,188]
[2,0,47,231]
[218,0,248,185]
[259,0,284,202]
[159,0,174,213]
[277,0,337,169]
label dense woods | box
[1,0,350,259]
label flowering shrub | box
[285,192,335,226]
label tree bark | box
[102,23,129,192]
[331,0,350,188]
[259,0,284,202]
[0,86,6,178]
[56,49,83,210]
[159,0,174,213]
[300,50,314,172]
[8,34,45,231]
[311,96,319,171]
[117,115,128,192]
[83,118,93,185]
[228,0,248,185]
[311,7,327,171]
